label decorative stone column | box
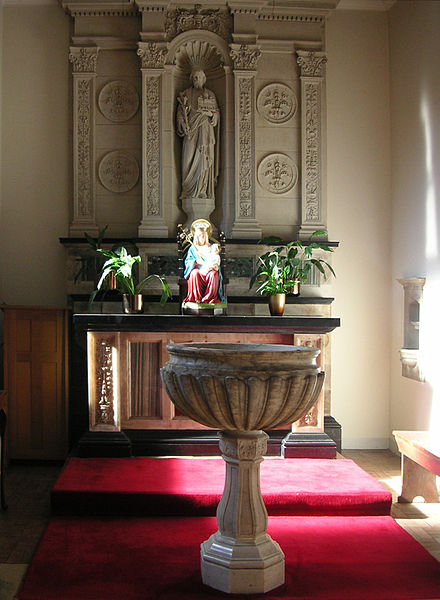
[296,50,327,240]
[137,41,169,238]
[230,44,262,239]
[69,46,99,237]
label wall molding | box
[4,0,59,5]
[337,0,396,10]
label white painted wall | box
[326,9,392,448]
[0,4,70,306]
[388,1,440,445]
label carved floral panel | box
[257,83,297,124]
[257,153,298,194]
[98,151,139,193]
[98,80,139,123]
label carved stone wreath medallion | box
[98,80,139,123]
[98,151,139,193]
[257,83,296,124]
[257,153,298,194]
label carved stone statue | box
[176,70,220,223]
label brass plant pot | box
[122,294,143,314]
[269,293,286,316]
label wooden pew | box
[393,430,440,503]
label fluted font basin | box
[160,343,324,595]
[161,343,323,431]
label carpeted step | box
[51,457,392,517]
[16,515,440,600]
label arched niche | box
[164,30,233,233]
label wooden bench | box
[393,430,440,503]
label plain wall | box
[326,9,392,448]
[0,3,70,306]
[388,1,440,445]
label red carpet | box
[17,515,440,600]
[51,457,392,516]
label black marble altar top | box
[73,314,340,335]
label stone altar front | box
[72,314,340,457]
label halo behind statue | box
[190,219,213,239]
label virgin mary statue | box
[176,69,220,202]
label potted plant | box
[249,230,335,316]
[89,246,172,313]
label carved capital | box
[137,42,167,69]
[165,5,232,42]
[230,44,261,71]
[219,431,268,461]
[296,50,327,77]
[69,47,99,73]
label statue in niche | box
[176,70,220,206]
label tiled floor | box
[0,463,61,600]
[1,451,439,600]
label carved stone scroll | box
[137,42,168,237]
[88,332,120,432]
[296,50,327,239]
[230,44,262,239]
[69,46,99,236]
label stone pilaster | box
[230,44,262,240]
[296,50,327,239]
[69,46,99,236]
[137,41,169,237]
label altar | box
[72,313,340,457]
[59,0,343,459]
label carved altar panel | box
[87,332,120,432]
[291,333,325,433]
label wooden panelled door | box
[3,307,69,460]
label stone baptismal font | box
[161,342,324,594]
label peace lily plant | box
[249,231,335,314]
[89,246,172,311]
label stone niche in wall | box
[61,0,337,302]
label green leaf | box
[259,236,284,245]
[309,230,327,239]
